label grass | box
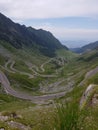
[0,40,49,67]
[54,102,81,130]
[15,106,54,130]
[56,49,77,59]
[43,61,61,75]
[0,94,36,129]
[0,94,35,111]
[11,60,33,74]
[0,40,98,129]
[0,83,97,130]
[87,73,98,85]
[6,72,45,92]
[53,82,98,130]
[0,54,6,65]
[80,92,98,130]
[52,85,82,129]
[0,40,17,54]
[0,84,97,130]
[0,121,19,130]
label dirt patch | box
[91,94,98,106]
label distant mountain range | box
[0,13,68,57]
[71,41,98,53]
[62,40,90,48]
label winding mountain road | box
[0,70,68,104]
[79,66,98,86]
[85,66,98,79]
[5,59,57,78]
[40,58,53,72]
[29,66,57,78]
[10,60,34,78]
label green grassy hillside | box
[0,13,68,57]
[0,39,77,129]
[0,13,98,129]
[0,40,98,129]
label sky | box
[0,0,98,47]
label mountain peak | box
[0,13,68,57]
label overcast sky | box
[0,0,98,47]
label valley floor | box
[0,47,98,129]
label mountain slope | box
[2,13,97,130]
[72,41,98,53]
[0,13,75,97]
[0,13,68,57]
[77,47,98,62]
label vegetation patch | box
[7,73,45,91]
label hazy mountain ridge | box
[71,41,98,53]
[0,13,68,57]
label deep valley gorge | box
[0,13,98,130]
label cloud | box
[0,0,98,41]
[54,28,98,40]
[34,23,98,40]
[0,0,98,20]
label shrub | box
[54,102,85,130]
